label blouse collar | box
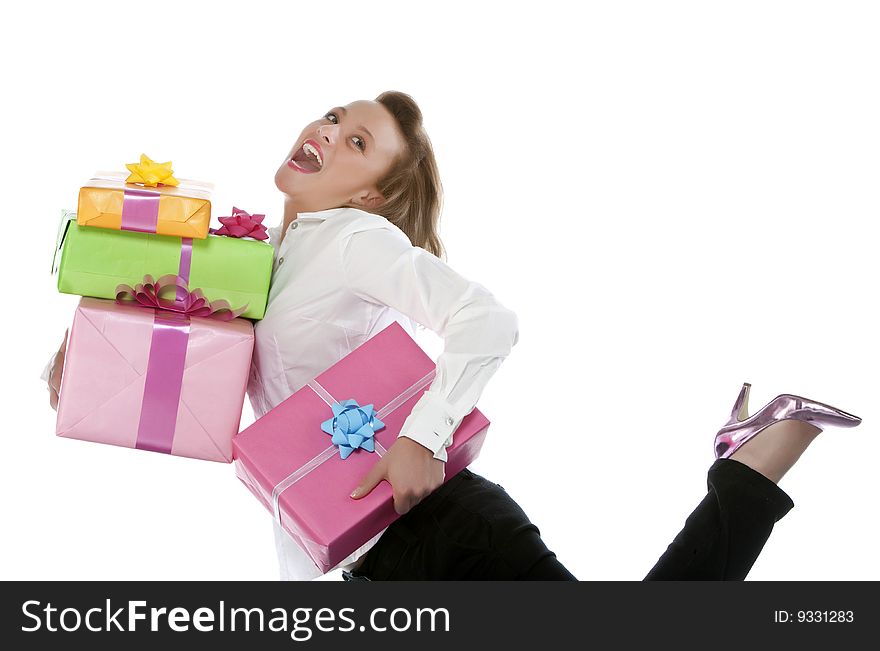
[296,207,342,222]
[267,206,375,247]
[296,206,371,222]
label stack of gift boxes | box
[53,155,274,462]
[52,155,494,575]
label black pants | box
[343,459,794,581]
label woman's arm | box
[341,226,518,513]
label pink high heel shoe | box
[714,383,862,460]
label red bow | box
[115,275,248,321]
[211,206,269,241]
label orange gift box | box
[76,171,212,239]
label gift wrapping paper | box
[56,297,254,463]
[56,220,273,320]
[77,171,212,239]
[232,321,491,573]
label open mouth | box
[288,140,323,173]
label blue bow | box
[320,400,386,460]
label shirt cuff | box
[40,351,58,383]
[397,392,461,463]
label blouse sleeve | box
[339,226,519,462]
[40,351,58,383]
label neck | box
[280,198,352,243]
[281,198,302,233]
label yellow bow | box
[125,154,180,187]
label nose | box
[316,123,339,146]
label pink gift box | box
[56,297,254,463]
[232,322,490,574]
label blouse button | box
[278,256,285,266]
[291,222,299,230]
[445,416,454,426]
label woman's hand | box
[350,436,445,515]
[46,330,68,410]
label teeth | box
[303,142,323,167]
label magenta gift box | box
[56,297,254,463]
[232,322,490,574]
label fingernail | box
[350,488,360,498]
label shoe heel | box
[726,382,751,425]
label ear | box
[349,186,386,210]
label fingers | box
[47,330,69,412]
[48,360,63,411]
[394,493,416,516]
[48,362,62,395]
[352,467,432,514]
[350,458,386,499]
[392,486,434,516]
[49,364,61,391]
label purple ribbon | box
[177,238,193,302]
[135,311,190,454]
[121,188,161,233]
[116,274,248,456]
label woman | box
[47,91,862,581]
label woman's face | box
[275,99,406,212]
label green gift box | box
[56,212,274,320]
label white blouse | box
[247,206,520,580]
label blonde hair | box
[369,90,446,260]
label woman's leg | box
[348,468,577,580]
[645,413,832,580]
[643,458,794,580]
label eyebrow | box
[333,106,374,144]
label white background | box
[1,0,877,581]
